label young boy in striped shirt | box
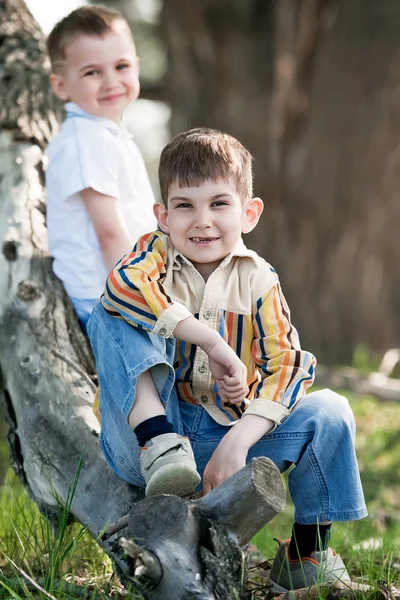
[88,128,367,591]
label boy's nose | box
[103,70,119,89]
[194,214,212,228]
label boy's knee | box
[310,389,356,438]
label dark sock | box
[134,415,174,447]
[288,522,332,559]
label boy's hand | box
[203,337,249,405]
[202,414,275,494]
[173,316,248,403]
[202,435,247,494]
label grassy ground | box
[1,392,400,598]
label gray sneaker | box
[140,432,201,497]
[269,539,351,592]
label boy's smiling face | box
[50,25,140,122]
[154,179,263,280]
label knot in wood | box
[2,240,18,261]
[17,279,39,301]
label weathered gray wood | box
[119,537,163,584]
[194,456,285,545]
[0,129,145,577]
[315,365,400,403]
[0,0,144,577]
[115,458,285,599]
[0,0,62,145]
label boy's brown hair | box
[46,5,132,73]
[158,128,254,205]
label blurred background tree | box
[93,0,399,364]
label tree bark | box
[0,0,149,581]
[161,0,400,364]
[118,459,285,599]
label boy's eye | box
[212,201,228,207]
[84,70,99,77]
[116,63,130,70]
[176,202,192,209]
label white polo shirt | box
[46,102,157,299]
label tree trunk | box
[162,0,400,364]
[0,0,146,574]
[0,3,287,598]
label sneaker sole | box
[269,581,290,593]
[145,463,201,497]
[269,569,351,593]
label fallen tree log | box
[0,2,287,598]
[315,361,400,403]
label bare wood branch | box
[194,457,286,545]
[100,513,130,541]
[378,349,400,378]
[315,365,400,402]
[119,537,162,585]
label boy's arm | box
[202,283,316,493]
[103,233,249,400]
[174,317,249,405]
[102,231,194,334]
[246,283,316,423]
[203,413,274,494]
[81,188,132,272]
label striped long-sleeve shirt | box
[101,231,316,428]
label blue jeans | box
[70,297,98,333]
[88,303,367,525]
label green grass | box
[1,392,400,597]
[0,464,121,599]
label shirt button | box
[203,310,212,320]
[198,364,207,374]
[159,327,167,336]
[200,395,208,404]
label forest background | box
[1,0,400,598]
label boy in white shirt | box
[45,5,156,330]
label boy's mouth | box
[190,237,220,245]
[100,92,125,103]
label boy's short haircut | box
[159,128,254,205]
[46,5,132,73]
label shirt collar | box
[171,237,259,271]
[65,102,134,139]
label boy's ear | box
[242,197,264,234]
[49,73,70,101]
[153,202,170,234]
